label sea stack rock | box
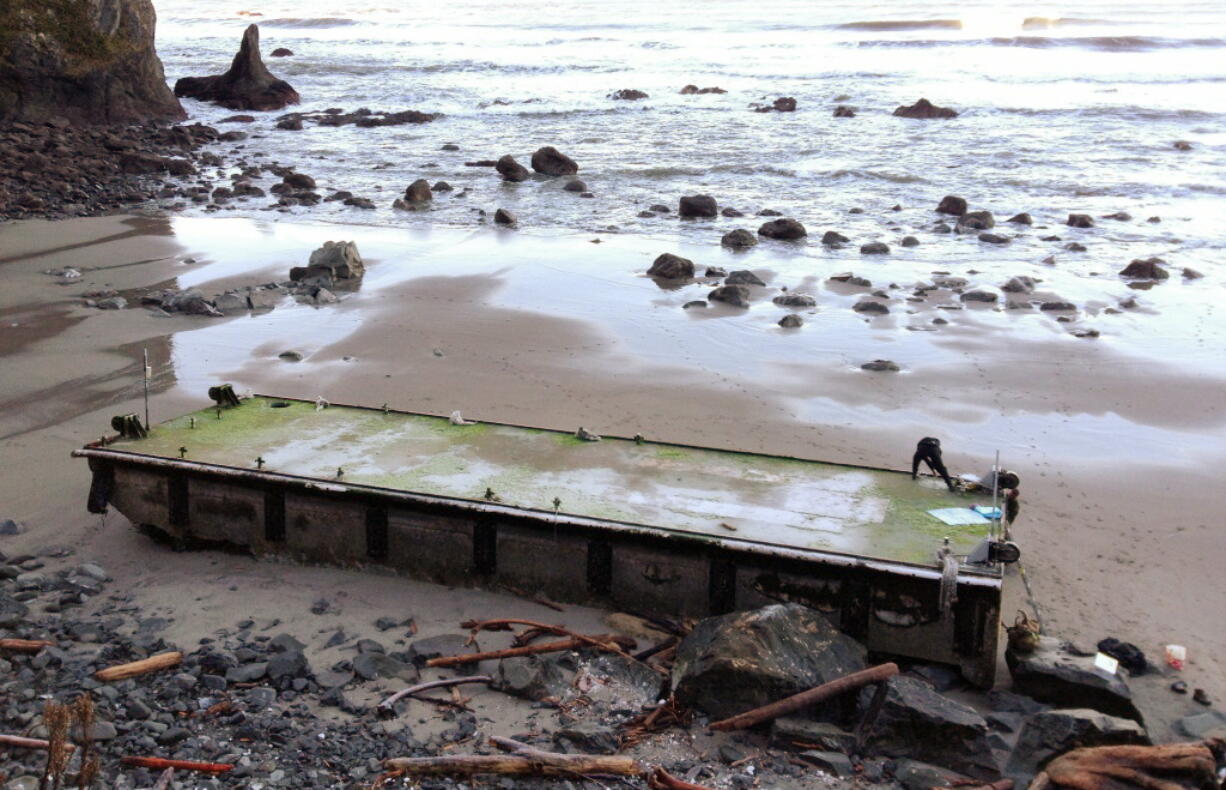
[0,0,185,123]
[530,146,578,176]
[174,25,300,111]
[893,98,958,119]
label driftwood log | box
[376,676,492,716]
[425,635,635,668]
[95,651,183,682]
[120,756,234,774]
[0,638,54,653]
[385,736,642,777]
[1036,740,1223,790]
[0,734,75,752]
[709,663,899,731]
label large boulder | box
[758,218,807,240]
[1005,709,1149,785]
[957,210,996,230]
[707,284,752,308]
[721,229,758,248]
[1119,257,1169,280]
[530,146,578,176]
[404,179,433,203]
[495,155,530,182]
[894,98,958,119]
[305,241,364,280]
[671,604,866,721]
[857,676,998,779]
[647,253,694,279]
[0,0,185,124]
[1006,636,1141,721]
[936,195,968,216]
[174,25,299,111]
[678,195,718,218]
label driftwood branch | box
[425,635,635,668]
[1041,741,1220,790]
[0,734,75,752]
[377,676,492,716]
[120,756,234,774]
[709,663,899,731]
[649,767,717,790]
[462,619,634,654]
[95,651,183,682]
[384,743,642,777]
[0,638,54,653]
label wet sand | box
[1,214,1223,735]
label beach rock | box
[861,359,900,372]
[680,85,726,94]
[494,208,516,225]
[174,25,300,111]
[833,105,856,117]
[721,207,744,217]
[1008,212,1033,225]
[860,242,890,255]
[95,296,127,310]
[1173,140,1193,151]
[773,293,816,307]
[758,208,782,216]
[707,285,752,308]
[1005,709,1148,786]
[672,604,866,720]
[857,676,997,779]
[771,719,856,752]
[558,722,620,754]
[1176,711,1226,739]
[778,314,804,328]
[961,290,998,303]
[497,655,570,701]
[821,230,850,246]
[958,210,996,230]
[1182,267,1203,279]
[283,172,316,190]
[270,47,293,57]
[894,98,957,119]
[1102,211,1131,221]
[495,155,530,182]
[933,221,952,233]
[647,253,695,279]
[1006,636,1141,721]
[609,89,648,100]
[1119,257,1169,280]
[705,267,727,277]
[936,195,968,216]
[853,301,889,315]
[679,194,718,218]
[758,97,796,112]
[0,592,29,627]
[726,270,765,286]
[979,233,1011,244]
[1040,301,1076,311]
[901,236,920,247]
[0,0,185,124]
[758,218,806,240]
[404,179,433,203]
[798,751,854,777]
[683,300,707,309]
[721,229,758,248]
[563,179,586,192]
[894,760,973,790]
[1067,213,1094,228]
[306,240,364,279]
[530,146,578,176]
[1002,276,1037,293]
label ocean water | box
[152,0,1226,242]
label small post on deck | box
[990,450,1001,544]
[143,348,151,433]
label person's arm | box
[911,450,922,478]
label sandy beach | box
[2,212,1223,741]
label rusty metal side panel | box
[108,465,175,533]
[609,540,710,618]
[494,522,593,605]
[187,477,263,548]
[385,507,475,587]
[282,491,366,566]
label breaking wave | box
[836,19,963,31]
[258,17,361,29]
[855,35,1226,51]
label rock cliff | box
[0,0,184,124]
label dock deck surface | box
[113,396,995,568]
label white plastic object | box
[1165,644,1186,670]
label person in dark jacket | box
[911,437,955,491]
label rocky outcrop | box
[0,0,185,124]
[530,146,578,176]
[647,253,694,279]
[609,89,648,100]
[495,155,530,182]
[894,98,958,119]
[857,676,998,779]
[1006,636,1141,721]
[174,25,300,111]
[680,85,726,94]
[671,604,865,720]
[936,195,967,216]
[1119,257,1168,280]
[290,240,364,283]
